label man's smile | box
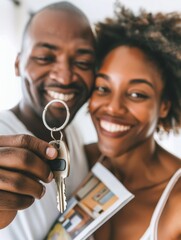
[47,90,75,102]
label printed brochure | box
[45,162,134,240]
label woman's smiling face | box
[89,46,170,158]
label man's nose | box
[49,57,72,84]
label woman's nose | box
[107,95,127,114]
[49,57,72,84]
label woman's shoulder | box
[169,170,181,205]
[161,172,181,237]
[158,143,181,169]
[84,143,101,169]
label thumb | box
[0,134,58,160]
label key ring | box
[42,99,70,132]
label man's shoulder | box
[0,110,17,132]
[0,110,30,134]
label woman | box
[86,3,181,240]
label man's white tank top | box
[0,110,89,240]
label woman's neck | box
[103,138,161,191]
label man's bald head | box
[21,1,93,50]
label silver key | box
[49,140,70,213]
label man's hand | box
[0,134,57,228]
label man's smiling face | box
[16,9,95,126]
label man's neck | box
[11,103,67,142]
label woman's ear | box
[15,53,21,76]
[159,100,171,118]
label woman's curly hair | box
[95,1,181,133]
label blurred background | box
[0,0,181,156]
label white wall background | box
[0,0,181,156]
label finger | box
[0,169,46,199]
[0,134,57,160]
[0,190,34,210]
[0,210,17,229]
[0,147,53,183]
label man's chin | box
[42,97,86,127]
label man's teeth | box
[47,91,74,101]
[100,120,131,133]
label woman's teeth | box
[47,91,74,101]
[100,120,131,133]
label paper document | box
[45,162,134,240]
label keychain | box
[42,99,70,213]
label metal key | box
[49,140,70,213]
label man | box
[0,1,95,239]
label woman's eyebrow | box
[95,73,110,81]
[130,79,154,89]
[96,74,155,90]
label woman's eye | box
[129,92,149,99]
[74,61,94,70]
[94,86,109,94]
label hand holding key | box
[0,134,57,228]
[43,99,70,213]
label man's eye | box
[74,61,94,70]
[32,56,55,64]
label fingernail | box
[40,185,46,198]
[48,171,54,182]
[46,147,57,159]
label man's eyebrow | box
[77,48,95,56]
[34,43,95,56]
[130,79,154,89]
[35,43,58,50]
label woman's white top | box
[140,168,181,240]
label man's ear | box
[159,100,171,118]
[15,53,21,76]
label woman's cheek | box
[89,96,98,114]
